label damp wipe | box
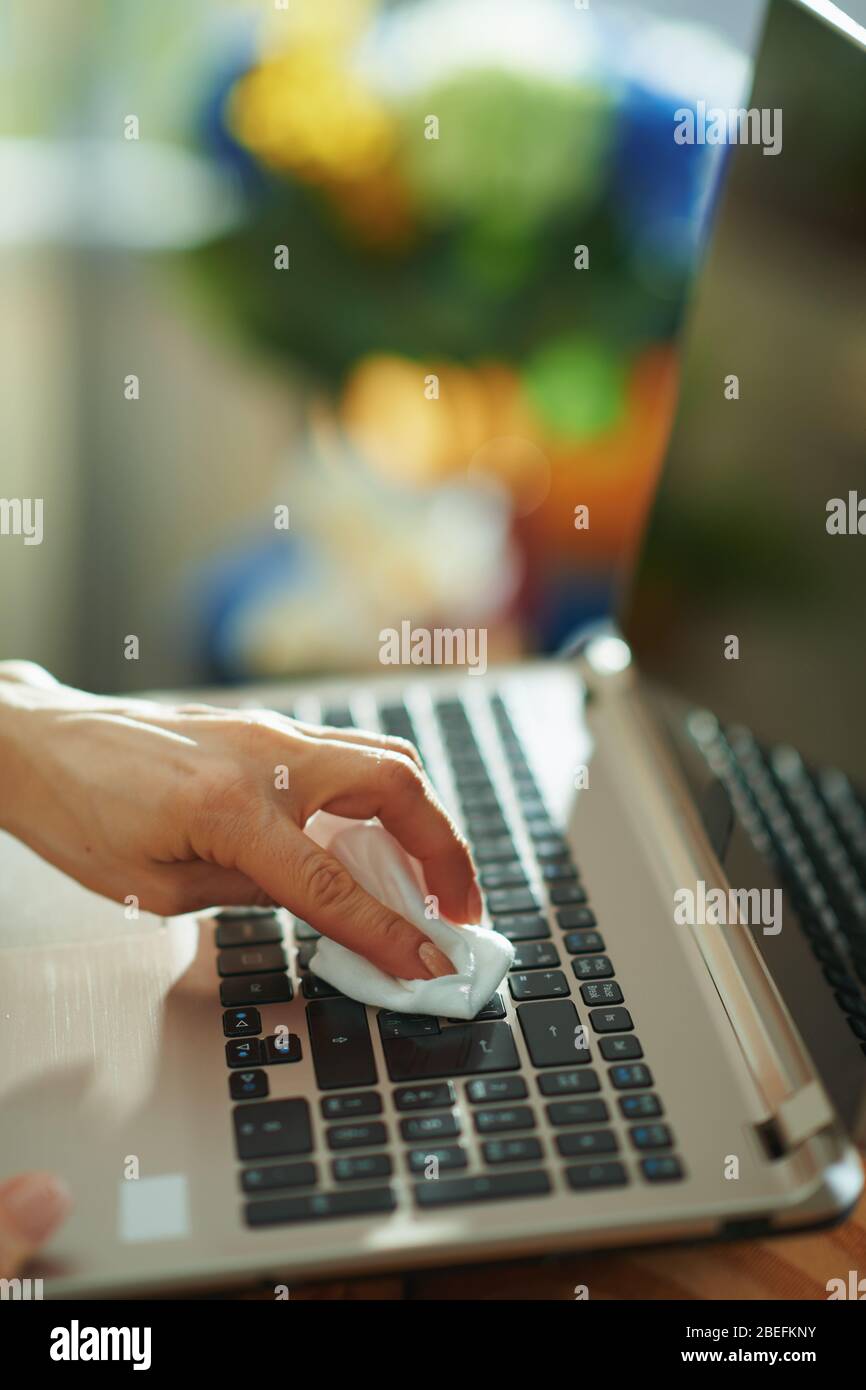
[304,812,513,1019]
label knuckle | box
[376,753,422,797]
[371,909,416,952]
[300,852,356,912]
[238,714,281,753]
[390,735,422,765]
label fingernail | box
[418,941,456,978]
[3,1173,71,1244]
[467,879,484,923]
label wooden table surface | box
[248,1179,866,1301]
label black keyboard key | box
[414,1170,550,1208]
[383,1021,519,1082]
[509,970,570,1001]
[378,703,416,738]
[518,1000,589,1067]
[393,1083,455,1111]
[474,1106,535,1134]
[448,993,506,1024]
[581,981,624,1006]
[223,1007,263,1037]
[532,836,571,860]
[301,976,343,1000]
[327,1122,388,1151]
[321,1092,382,1120]
[401,1113,460,1142]
[837,989,866,1019]
[226,1038,262,1068]
[218,944,288,977]
[487,887,539,915]
[220,974,292,1007]
[600,1035,643,1062]
[589,1006,633,1033]
[563,929,604,954]
[823,965,853,991]
[557,1129,617,1157]
[263,1034,302,1065]
[465,812,509,838]
[292,918,321,941]
[241,1161,316,1193]
[630,1123,673,1150]
[480,863,528,890]
[549,884,588,906]
[566,1161,627,1191]
[435,697,470,722]
[216,917,283,948]
[454,769,495,791]
[307,998,377,1090]
[571,955,614,981]
[546,1098,608,1126]
[619,1093,663,1119]
[466,1075,528,1104]
[407,1145,467,1174]
[245,1186,395,1227]
[449,752,486,775]
[641,1155,684,1182]
[378,1012,440,1040]
[541,862,578,883]
[483,1138,543,1165]
[558,909,598,931]
[234,1099,312,1161]
[333,1154,392,1183]
[460,788,500,812]
[474,993,507,1021]
[295,940,318,971]
[610,1063,653,1089]
[215,906,276,921]
[513,776,540,800]
[321,704,354,728]
[537,1069,600,1096]
[511,940,560,970]
[474,837,519,865]
[230,1069,269,1101]
[494,914,550,942]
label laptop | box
[2,0,864,1297]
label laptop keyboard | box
[688,711,866,1057]
[217,691,684,1229]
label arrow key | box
[223,1007,263,1037]
[517,999,588,1067]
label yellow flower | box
[227,43,395,186]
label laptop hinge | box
[757,1080,837,1158]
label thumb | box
[0,1173,72,1279]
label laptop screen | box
[620,0,866,782]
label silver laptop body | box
[1,0,864,1296]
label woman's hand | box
[0,1172,71,1280]
[0,662,481,979]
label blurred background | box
[1,0,850,695]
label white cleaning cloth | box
[304,812,514,1019]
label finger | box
[154,862,278,914]
[0,660,60,688]
[287,720,424,771]
[0,1173,72,1279]
[293,745,481,924]
[237,816,455,980]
